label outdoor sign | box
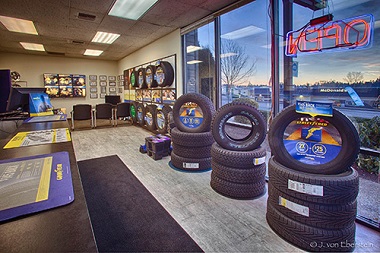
[286,14,374,56]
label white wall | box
[0,52,118,111]
[118,29,183,96]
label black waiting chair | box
[94,103,114,127]
[71,104,93,130]
[115,102,131,126]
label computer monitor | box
[105,95,120,105]
[6,87,47,113]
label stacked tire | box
[266,104,360,252]
[170,93,215,172]
[210,102,267,199]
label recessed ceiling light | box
[221,25,265,40]
[20,42,45,51]
[0,15,38,35]
[186,45,203,53]
[109,0,158,20]
[84,49,103,56]
[187,60,203,65]
[92,31,120,44]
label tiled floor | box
[71,125,380,253]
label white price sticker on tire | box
[288,179,323,196]
[183,162,199,169]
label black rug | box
[78,155,203,252]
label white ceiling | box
[0,0,243,61]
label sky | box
[193,0,380,86]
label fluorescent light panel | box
[221,25,265,40]
[109,0,158,20]
[0,15,38,35]
[20,42,45,51]
[92,31,120,44]
[187,60,203,65]
[186,45,203,53]
[84,49,103,56]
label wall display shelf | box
[123,54,176,105]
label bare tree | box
[220,39,257,98]
[344,71,364,84]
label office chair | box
[71,104,93,130]
[94,103,114,127]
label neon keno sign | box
[285,14,374,57]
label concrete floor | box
[71,124,380,253]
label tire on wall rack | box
[130,70,139,88]
[155,105,172,135]
[268,104,360,174]
[170,151,211,171]
[137,68,147,89]
[136,103,146,127]
[156,61,174,87]
[268,183,357,229]
[211,101,266,151]
[130,102,138,124]
[171,127,214,147]
[145,104,157,132]
[211,143,266,169]
[268,157,359,205]
[266,202,356,252]
[145,65,158,88]
[173,93,215,133]
[210,172,266,199]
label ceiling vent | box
[70,40,85,45]
[77,12,96,21]
[46,51,65,56]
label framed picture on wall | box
[109,87,116,93]
[100,81,107,86]
[99,75,107,81]
[109,76,116,81]
[118,75,124,80]
[90,81,97,86]
[100,93,106,98]
[90,93,98,99]
[100,86,106,93]
[109,81,116,86]
[118,88,123,94]
[89,75,97,81]
[90,87,97,93]
[118,81,123,86]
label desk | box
[0,121,97,252]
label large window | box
[182,0,379,229]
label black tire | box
[136,103,145,127]
[170,151,211,171]
[155,108,168,135]
[145,65,157,88]
[171,127,214,147]
[130,70,138,88]
[156,61,174,87]
[268,104,360,174]
[211,143,267,169]
[268,183,356,229]
[130,102,138,124]
[266,202,356,252]
[211,102,266,151]
[210,172,266,199]
[268,157,359,205]
[172,143,211,159]
[137,68,147,89]
[211,160,266,184]
[173,93,215,133]
[168,111,175,131]
[145,105,157,132]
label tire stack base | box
[210,143,266,199]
